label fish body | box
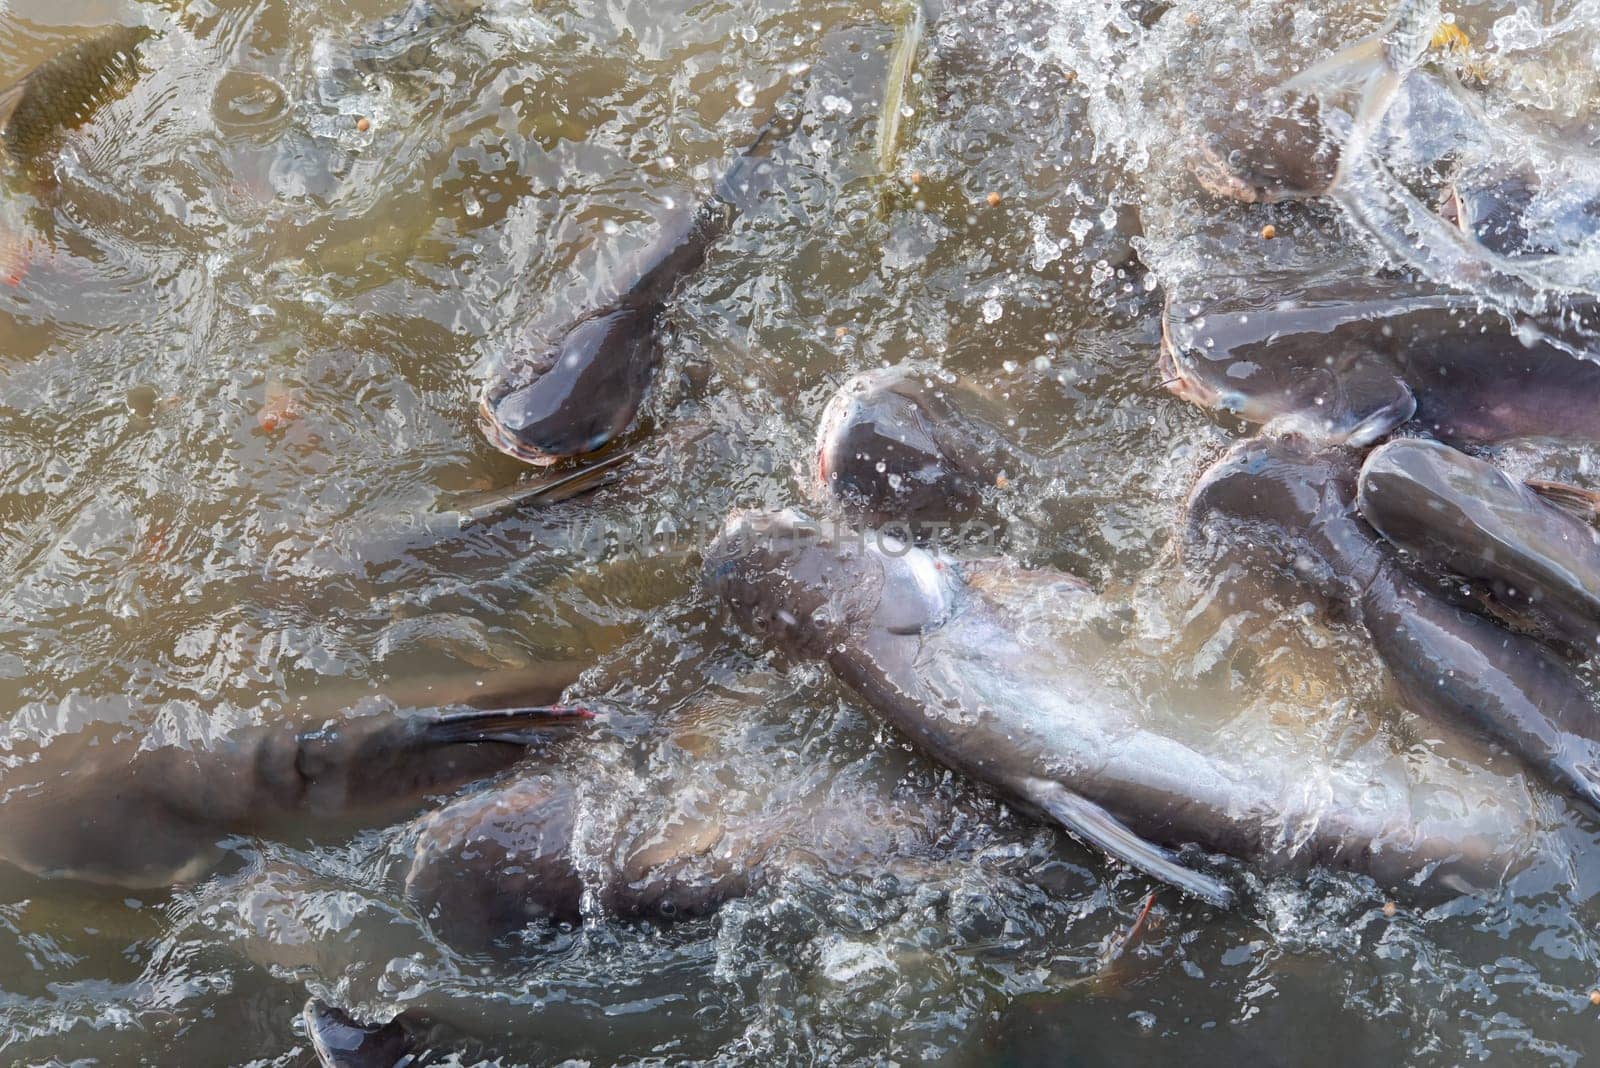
[707,509,1542,905]
[0,26,153,169]
[0,704,585,887]
[1160,282,1600,447]
[1186,434,1600,813]
[478,110,799,465]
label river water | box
[4,0,1600,1063]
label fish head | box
[1161,295,1416,446]
[1357,437,1515,562]
[404,774,584,941]
[1183,433,1378,609]
[1191,92,1339,204]
[479,305,657,464]
[706,508,957,659]
[813,366,1006,526]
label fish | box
[1357,437,1600,652]
[1185,433,1600,814]
[477,108,801,466]
[303,1000,435,1068]
[0,703,588,888]
[300,762,967,1065]
[706,509,1544,907]
[0,26,154,170]
[1279,0,1442,194]
[1159,280,1600,447]
[1438,171,1600,260]
[813,365,1023,528]
[1192,92,1343,205]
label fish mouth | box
[811,370,886,503]
[477,392,563,467]
[1157,312,1221,410]
[1190,140,1271,205]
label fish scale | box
[0,26,154,168]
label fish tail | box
[1283,34,1405,194]
[1283,34,1391,97]
[875,0,927,177]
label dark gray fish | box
[1160,281,1600,447]
[300,760,968,1061]
[304,999,437,1068]
[0,26,154,169]
[1358,437,1600,651]
[1185,433,1600,813]
[1439,171,1600,259]
[402,766,959,950]
[1192,92,1341,205]
[478,108,800,465]
[0,703,586,888]
[707,510,1542,907]
[813,365,1024,527]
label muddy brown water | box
[4,0,1600,1063]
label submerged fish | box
[301,764,965,1065]
[0,25,154,169]
[1358,437,1600,652]
[478,108,800,465]
[1186,433,1600,813]
[0,703,586,888]
[1160,280,1600,447]
[707,509,1544,907]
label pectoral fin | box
[449,449,631,525]
[1023,778,1235,908]
[421,704,594,746]
[1526,479,1600,525]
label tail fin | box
[1283,35,1404,194]
[875,0,928,176]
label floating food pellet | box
[910,170,924,186]
[1590,989,1600,1006]
[1183,11,1201,26]
[986,191,1002,207]
[1260,224,1277,240]
[835,326,848,338]
[356,116,370,132]
[995,474,1009,489]
[1382,901,1397,917]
